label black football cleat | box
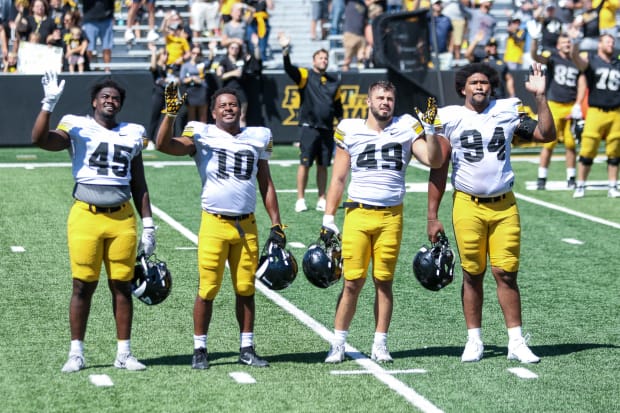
[192,348,209,370]
[238,346,269,367]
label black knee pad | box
[607,157,620,166]
[579,156,594,166]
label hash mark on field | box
[11,246,25,252]
[229,372,256,384]
[88,374,114,387]
[507,367,538,379]
[561,238,584,245]
[331,368,428,375]
[287,242,306,249]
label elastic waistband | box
[75,200,126,213]
[469,193,507,204]
[342,202,396,210]
[209,212,253,221]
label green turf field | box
[0,145,618,413]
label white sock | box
[467,328,482,342]
[117,339,131,354]
[538,167,548,179]
[194,335,207,350]
[240,332,254,348]
[609,181,618,189]
[69,340,84,355]
[333,330,348,346]
[567,168,576,179]
[507,326,523,342]
[576,180,585,188]
[373,332,388,347]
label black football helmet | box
[412,233,456,291]
[132,253,172,305]
[256,240,298,291]
[302,231,342,289]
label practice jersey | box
[334,114,423,206]
[57,115,146,186]
[183,122,272,215]
[541,50,580,103]
[583,51,620,109]
[438,98,522,197]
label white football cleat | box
[295,198,308,212]
[371,344,393,363]
[61,353,85,373]
[114,352,146,370]
[324,344,345,363]
[507,336,540,364]
[461,339,484,362]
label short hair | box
[313,48,329,59]
[211,87,240,108]
[368,80,396,96]
[90,79,126,107]
[454,63,499,98]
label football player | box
[321,80,445,364]
[155,85,286,369]
[569,32,620,198]
[426,63,555,364]
[531,33,587,190]
[32,72,156,373]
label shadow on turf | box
[391,342,619,360]
[93,343,617,369]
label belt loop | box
[88,204,97,214]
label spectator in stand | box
[242,33,264,126]
[0,0,12,61]
[460,0,496,62]
[216,39,250,126]
[465,34,515,98]
[593,0,617,39]
[61,10,89,71]
[163,17,191,71]
[555,0,581,27]
[428,0,453,70]
[535,3,564,51]
[125,0,159,44]
[181,43,215,123]
[571,0,603,51]
[220,0,241,24]
[245,0,273,61]
[442,0,467,61]
[341,0,368,71]
[81,0,115,72]
[310,0,328,41]
[503,17,526,70]
[221,2,250,48]
[16,0,57,46]
[190,0,221,38]
[364,0,384,68]
[64,25,87,72]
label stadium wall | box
[0,70,534,147]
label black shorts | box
[298,126,334,167]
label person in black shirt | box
[278,32,344,213]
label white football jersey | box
[183,122,273,215]
[57,115,146,186]
[438,98,522,197]
[334,114,423,206]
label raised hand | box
[415,97,440,135]
[164,81,186,116]
[524,63,547,96]
[41,70,65,112]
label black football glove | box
[320,225,340,246]
[268,224,287,248]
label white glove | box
[139,217,156,256]
[41,70,65,112]
[322,214,340,236]
[570,103,583,119]
[527,20,542,41]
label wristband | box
[41,101,55,113]
[143,217,155,228]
